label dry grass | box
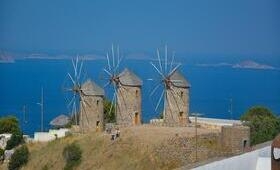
[1,125,222,170]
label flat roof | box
[189,116,242,126]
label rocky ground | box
[0,125,228,170]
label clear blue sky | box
[0,0,279,56]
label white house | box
[0,133,12,149]
[34,128,70,142]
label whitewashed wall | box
[192,146,271,170]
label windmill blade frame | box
[149,45,186,123]
[63,55,92,132]
[165,90,176,122]
[117,85,133,120]
[102,44,126,125]
[80,95,90,127]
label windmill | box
[63,56,91,132]
[102,45,142,126]
[149,45,190,126]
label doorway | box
[242,139,248,151]
[179,111,183,124]
[96,121,100,131]
[134,112,139,125]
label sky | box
[0,0,280,56]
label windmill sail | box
[63,56,92,132]
[103,45,142,126]
[149,46,190,126]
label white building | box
[0,133,12,149]
[34,128,70,142]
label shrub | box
[241,106,280,145]
[241,106,275,120]
[63,142,82,170]
[0,116,20,134]
[159,112,163,119]
[5,131,24,150]
[104,99,116,123]
[42,164,49,170]
[0,148,4,161]
[8,145,29,170]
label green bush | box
[0,116,20,134]
[104,99,116,123]
[241,106,280,145]
[8,145,29,170]
[241,106,275,120]
[63,142,82,170]
[42,164,49,170]
[5,131,24,150]
[0,148,4,161]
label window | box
[136,90,139,97]
[179,111,183,117]
[97,100,99,106]
[180,91,183,98]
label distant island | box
[196,62,232,67]
[0,54,15,63]
[232,60,276,70]
[0,50,151,61]
[197,60,277,70]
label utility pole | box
[37,87,44,132]
[195,114,198,162]
[191,112,203,162]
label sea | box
[0,58,280,135]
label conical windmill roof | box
[50,114,70,127]
[81,79,104,96]
[119,68,143,87]
[169,70,190,88]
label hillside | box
[2,125,224,170]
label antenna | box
[37,87,44,132]
[229,98,233,120]
[41,87,44,132]
[22,105,27,124]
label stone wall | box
[197,123,223,131]
[80,95,104,131]
[116,86,141,126]
[155,133,222,166]
[221,125,250,153]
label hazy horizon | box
[1,0,280,57]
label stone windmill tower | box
[150,46,190,126]
[103,45,142,126]
[80,79,105,131]
[164,70,190,126]
[64,57,105,132]
[117,68,143,126]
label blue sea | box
[0,58,280,135]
